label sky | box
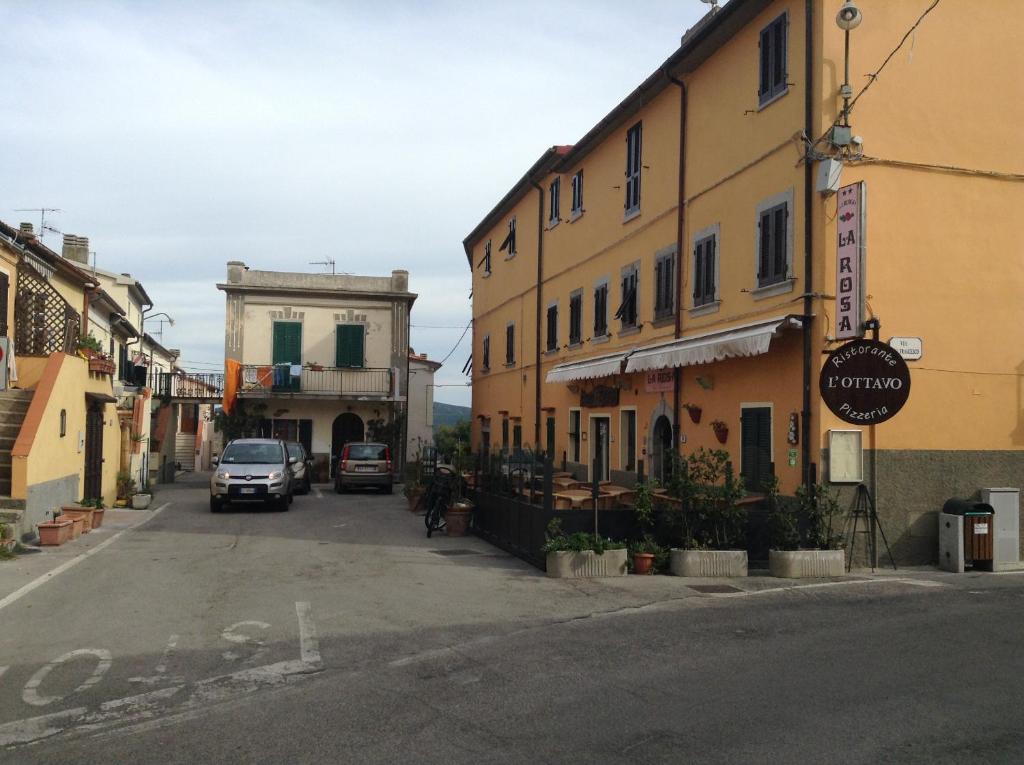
[3,0,710,407]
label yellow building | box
[0,222,121,536]
[464,0,1024,564]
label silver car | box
[210,438,293,512]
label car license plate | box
[240,487,256,494]
[355,465,376,472]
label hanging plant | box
[682,403,702,424]
[710,419,729,444]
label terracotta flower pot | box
[39,520,72,545]
[445,504,473,537]
[92,507,106,528]
[686,406,702,424]
[58,515,84,540]
[714,428,728,444]
[632,552,655,575]
[61,507,94,533]
[406,489,424,512]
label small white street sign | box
[889,336,923,361]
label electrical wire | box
[437,320,472,366]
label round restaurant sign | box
[820,339,910,424]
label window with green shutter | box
[335,324,365,368]
[272,322,302,391]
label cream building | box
[218,262,415,477]
[407,351,441,463]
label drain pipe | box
[801,0,815,486]
[666,70,687,455]
[530,177,545,450]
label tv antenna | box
[308,258,350,276]
[309,258,336,275]
[14,208,62,241]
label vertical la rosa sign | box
[835,182,863,340]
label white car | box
[210,438,293,512]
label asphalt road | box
[1,474,1023,764]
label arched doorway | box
[331,413,364,472]
[651,415,673,483]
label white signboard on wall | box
[828,429,864,484]
[889,336,923,361]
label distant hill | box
[433,401,471,432]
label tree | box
[434,420,470,463]
[213,402,267,441]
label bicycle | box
[422,465,458,538]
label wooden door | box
[84,404,104,500]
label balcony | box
[155,372,225,402]
[237,365,392,399]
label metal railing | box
[156,372,225,400]
[238,365,392,396]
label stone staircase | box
[0,390,33,529]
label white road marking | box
[128,634,181,685]
[0,503,170,614]
[295,602,321,668]
[220,621,270,663]
[713,577,947,598]
[0,666,7,682]
[155,634,179,675]
[22,649,113,707]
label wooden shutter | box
[759,26,771,98]
[773,17,786,93]
[741,407,773,492]
[704,238,715,300]
[0,272,8,336]
[694,241,705,303]
[335,324,364,368]
[546,417,555,458]
[273,322,302,365]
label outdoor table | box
[551,476,579,491]
[600,485,635,506]
[551,489,615,510]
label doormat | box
[430,549,482,557]
[687,584,742,594]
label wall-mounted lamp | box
[59,409,67,437]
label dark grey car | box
[286,441,313,495]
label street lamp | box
[836,1,863,131]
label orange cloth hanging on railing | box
[223,359,242,414]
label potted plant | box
[77,333,103,358]
[305,361,324,372]
[88,497,106,528]
[56,509,85,540]
[543,518,628,578]
[444,448,473,536]
[710,420,729,444]
[669,448,749,577]
[769,481,846,578]
[682,403,702,424]
[630,478,660,574]
[61,501,95,533]
[38,513,73,546]
[116,472,137,503]
[0,523,15,553]
[629,537,663,575]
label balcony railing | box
[238,365,392,397]
[155,372,225,401]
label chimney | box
[62,234,90,265]
[19,222,34,238]
[391,269,409,292]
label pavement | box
[0,472,1022,763]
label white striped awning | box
[624,315,802,374]
[545,350,629,384]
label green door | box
[272,322,302,391]
[335,324,365,368]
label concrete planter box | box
[670,549,748,577]
[546,548,628,578]
[132,494,152,510]
[769,549,845,578]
